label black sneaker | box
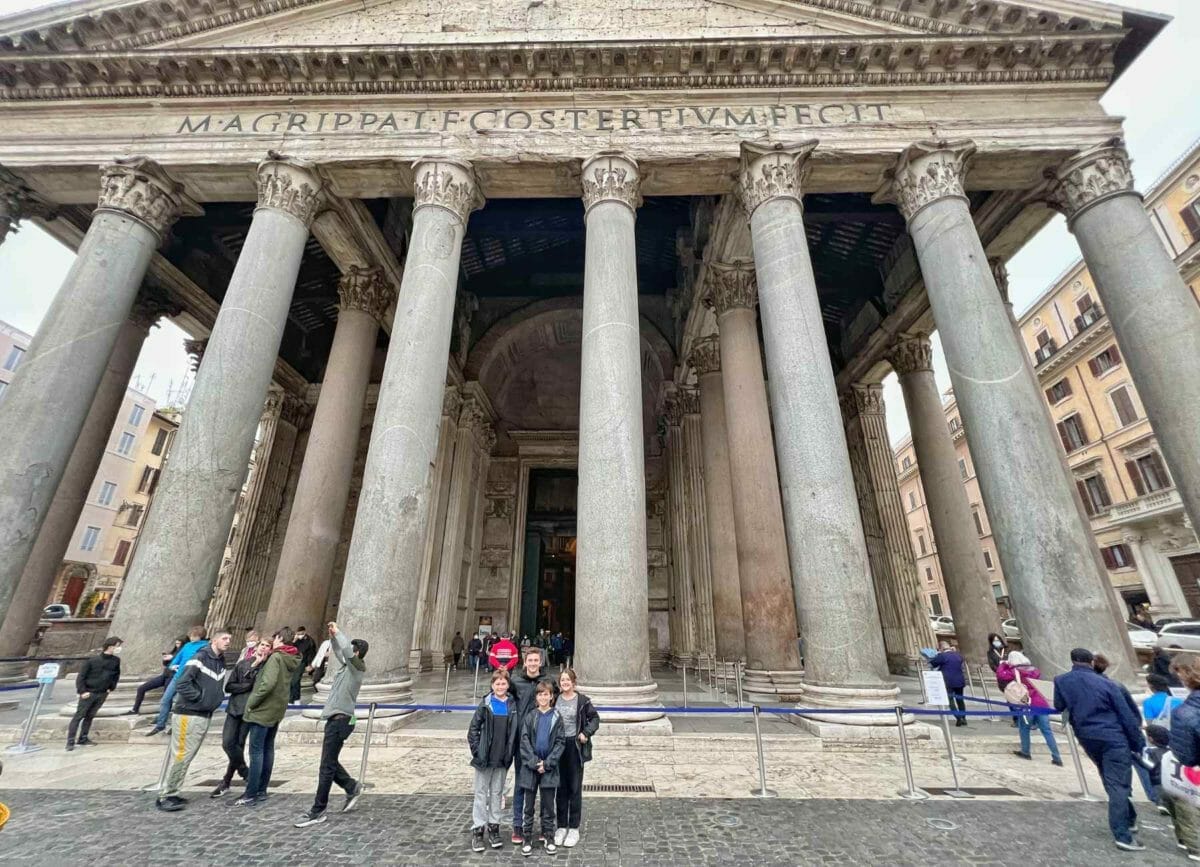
[342,781,362,813]
[1051,757,1064,767]
[155,798,183,813]
[77,737,97,746]
[1012,751,1032,760]
[294,810,327,828]
[471,829,486,853]
[543,836,557,854]
[144,726,164,737]
[65,742,75,751]
[232,795,258,807]
[521,840,533,857]
[487,824,502,849]
[210,783,230,799]
[1114,839,1145,852]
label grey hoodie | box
[322,631,365,720]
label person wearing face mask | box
[242,629,260,661]
[66,636,122,751]
[987,632,1018,727]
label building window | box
[958,458,968,480]
[0,380,7,402]
[948,416,961,433]
[992,583,1004,601]
[137,466,157,493]
[908,491,917,510]
[151,428,169,456]
[917,534,927,555]
[112,539,131,567]
[1101,543,1135,570]
[930,594,943,616]
[97,481,117,506]
[983,550,994,570]
[972,509,984,536]
[1056,413,1089,452]
[1077,473,1112,517]
[128,404,145,426]
[925,567,933,583]
[117,432,136,456]
[1088,345,1122,377]
[1127,451,1171,495]
[1045,379,1073,404]
[1109,386,1139,427]
[1074,294,1103,332]
[80,526,101,552]
[2,345,24,371]
[1180,197,1200,243]
[1034,330,1058,364]
[902,456,912,470]
[125,504,144,528]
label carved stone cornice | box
[989,257,1011,306]
[182,337,208,373]
[255,152,324,226]
[128,286,182,331]
[96,157,199,240]
[442,386,463,419]
[688,335,721,376]
[737,140,817,219]
[412,158,483,224]
[887,334,934,376]
[703,260,758,316]
[581,152,641,215]
[279,391,309,427]
[1042,137,1139,226]
[337,266,393,325]
[873,140,974,222]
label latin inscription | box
[176,103,896,135]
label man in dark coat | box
[291,625,317,701]
[67,636,122,750]
[930,641,968,726]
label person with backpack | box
[553,668,599,849]
[997,650,1062,766]
[1144,673,1185,726]
[468,669,520,852]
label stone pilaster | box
[575,152,663,723]
[1046,138,1200,537]
[704,260,803,702]
[0,157,194,631]
[110,153,323,677]
[876,140,1136,680]
[663,391,697,666]
[739,140,898,722]
[681,389,716,661]
[336,158,482,711]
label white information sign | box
[36,662,60,684]
[922,671,949,708]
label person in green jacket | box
[234,626,300,806]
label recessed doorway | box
[518,468,577,641]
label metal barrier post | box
[735,661,743,709]
[940,711,972,798]
[710,656,717,693]
[975,665,1000,722]
[719,659,727,695]
[357,702,378,787]
[749,705,777,798]
[895,707,929,800]
[1061,711,1100,802]
[472,660,480,703]
[915,651,928,705]
[441,663,452,712]
[5,682,48,754]
[682,662,688,709]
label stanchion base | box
[897,788,930,800]
[5,744,44,754]
[1069,792,1102,802]
[750,788,778,798]
[943,789,973,799]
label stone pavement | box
[0,789,1184,866]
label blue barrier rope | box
[0,682,39,692]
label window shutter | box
[1062,378,1073,397]
[1180,201,1200,241]
[1076,294,1094,314]
[1088,356,1100,376]
[1112,387,1137,426]
[1045,386,1055,403]
[1109,344,1121,365]
[1077,480,1095,516]
[1096,474,1112,508]
[1125,459,1146,496]
[1150,451,1171,487]
[1057,421,1072,452]
[1101,547,1117,569]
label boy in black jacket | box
[518,681,566,857]
[468,669,519,852]
[66,636,122,750]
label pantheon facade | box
[1,0,1197,726]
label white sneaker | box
[564,829,579,848]
[554,828,566,846]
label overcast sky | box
[0,0,1196,435]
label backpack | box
[1004,674,1031,705]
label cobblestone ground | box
[0,790,1184,865]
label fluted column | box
[1046,138,1200,534]
[682,390,717,661]
[841,383,934,674]
[887,337,999,665]
[264,267,393,634]
[875,140,1135,679]
[663,392,697,665]
[0,292,177,682]
[574,152,663,722]
[335,159,482,710]
[705,262,803,702]
[688,336,746,662]
[110,154,323,677]
[0,158,194,629]
[739,141,897,719]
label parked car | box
[1002,618,1021,640]
[41,603,72,620]
[929,615,955,635]
[1155,621,1200,652]
[1126,621,1159,651]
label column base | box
[577,679,667,723]
[0,659,32,686]
[408,649,433,673]
[795,680,903,727]
[301,676,414,719]
[743,668,805,703]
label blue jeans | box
[1018,712,1061,763]
[1081,737,1137,843]
[154,679,179,729]
[511,755,526,831]
[245,723,278,798]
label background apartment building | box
[895,139,1200,623]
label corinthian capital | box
[851,383,885,417]
[0,166,54,246]
[688,334,721,376]
[703,260,758,315]
[128,286,182,331]
[874,140,975,223]
[887,334,934,376]
[1042,138,1138,225]
[581,152,641,214]
[737,140,817,219]
[989,257,1012,306]
[96,157,199,240]
[337,266,394,325]
[183,337,208,373]
[413,158,483,223]
[255,153,325,227]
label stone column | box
[0,158,193,628]
[704,262,803,702]
[875,140,1136,679]
[663,393,697,666]
[738,141,897,719]
[264,267,393,633]
[688,336,746,662]
[110,155,323,677]
[1047,138,1200,535]
[888,336,1000,665]
[682,391,717,662]
[335,159,482,709]
[574,152,663,722]
[0,292,176,682]
[841,383,935,673]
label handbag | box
[1162,750,1200,807]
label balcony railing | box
[1108,486,1183,524]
